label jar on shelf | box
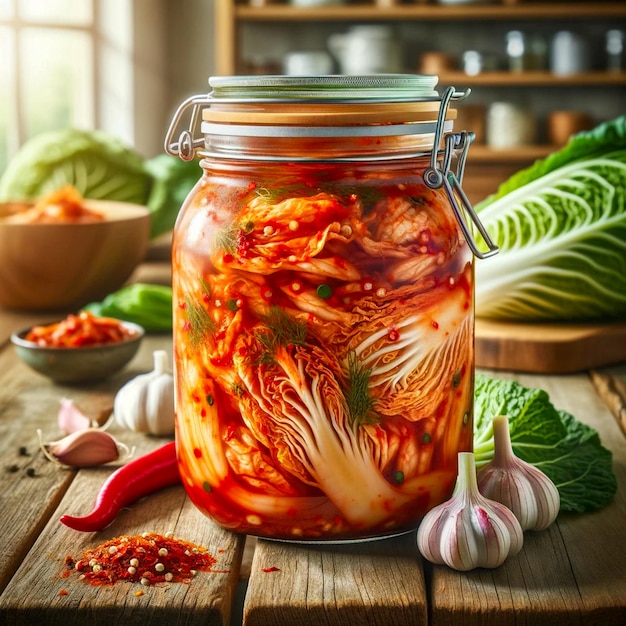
[550,31,590,76]
[505,31,547,72]
[606,29,624,72]
[165,74,498,543]
[486,101,535,148]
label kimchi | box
[172,161,474,541]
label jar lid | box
[203,74,459,132]
[208,74,441,102]
[166,74,470,160]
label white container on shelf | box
[486,102,535,148]
[284,51,334,75]
[550,31,590,76]
[328,25,401,75]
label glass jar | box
[165,75,497,542]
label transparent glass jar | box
[165,75,497,542]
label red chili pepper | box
[59,441,180,532]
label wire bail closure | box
[164,94,212,161]
[423,87,499,259]
[164,79,498,260]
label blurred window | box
[0,0,96,174]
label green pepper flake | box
[226,298,239,311]
[202,481,212,494]
[422,433,432,444]
[316,284,333,299]
[394,471,405,484]
[207,395,214,406]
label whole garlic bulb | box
[417,452,524,571]
[114,350,175,436]
[477,415,560,531]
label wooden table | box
[1,262,625,626]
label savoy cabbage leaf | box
[473,373,617,513]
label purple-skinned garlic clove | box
[38,428,132,468]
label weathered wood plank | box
[428,372,626,626]
[590,365,626,436]
[243,533,427,626]
[0,332,245,624]
[0,484,244,625]
[0,331,165,590]
[526,372,626,625]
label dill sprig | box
[214,222,239,254]
[254,306,307,364]
[344,350,378,429]
[185,294,215,347]
[253,183,384,211]
[214,219,255,256]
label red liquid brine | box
[168,75,491,541]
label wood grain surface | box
[0,335,244,626]
[476,318,626,374]
[244,534,427,626]
[1,262,625,625]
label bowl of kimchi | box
[0,186,151,311]
[11,311,144,383]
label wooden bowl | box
[0,200,151,311]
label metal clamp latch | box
[423,86,498,260]
[424,86,468,188]
[442,171,499,259]
[164,94,212,161]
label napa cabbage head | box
[475,115,626,321]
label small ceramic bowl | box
[11,321,145,384]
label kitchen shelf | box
[235,3,626,22]
[216,1,625,201]
[440,70,626,87]
[468,144,554,162]
[461,144,554,204]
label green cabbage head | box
[0,128,151,204]
[0,128,201,238]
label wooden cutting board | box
[475,318,626,374]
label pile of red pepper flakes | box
[63,532,217,586]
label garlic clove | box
[477,415,560,531]
[38,428,132,468]
[417,452,523,571]
[57,398,114,434]
[58,398,93,434]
